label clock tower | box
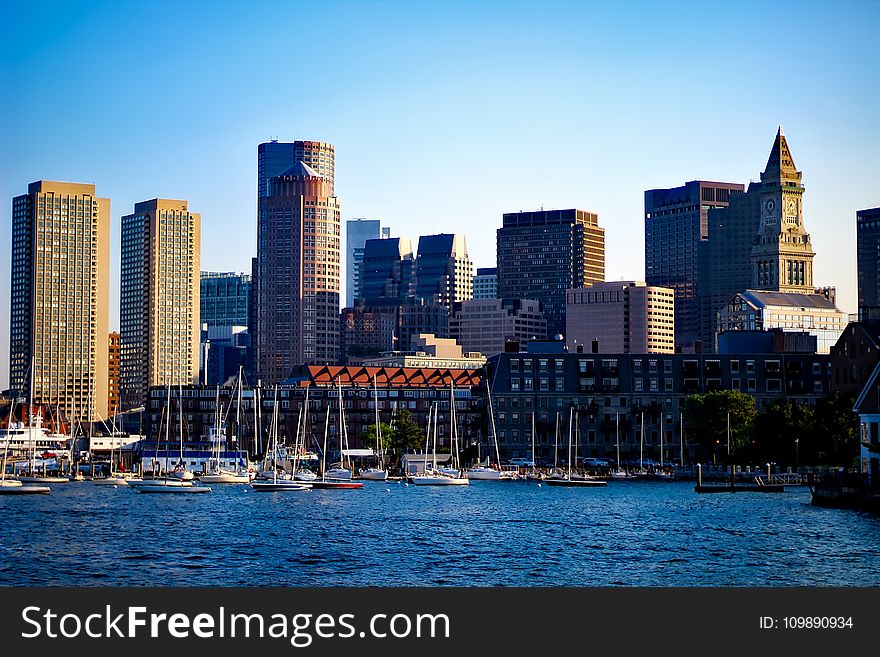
[750,127,815,293]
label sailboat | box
[309,399,363,490]
[0,399,50,494]
[411,402,469,486]
[168,383,194,481]
[130,379,210,493]
[524,412,543,480]
[467,375,506,480]
[251,387,310,492]
[359,375,388,481]
[543,407,607,487]
[324,379,353,480]
[202,382,251,484]
[292,386,318,482]
[608,412,632,479]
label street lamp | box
[795,437,799,471]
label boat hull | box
[410,476,469,486]
[200,473,251,484]
[18,476,69,484]
[250,481,311,492]
[358,470,388,481]
[135,484,212,494]
[466,469,501,480]
[0,485,51,495]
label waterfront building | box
[256,156,340,383]
[119,198,201,410]
[9,180,110,421]
[360,236,415,307]
[108,332,120,417]
[450,298,546,357]
[645,180,743,352]
[364,334,486,370]
[346,219,388,306]
[339,305,398,364]
[717,290,845,354]
[144,366,484,458]
[473,267,498,300]
[258,139,335,198]
[414,233,473,309]
[488,345,831,463]
[857,207,880,320]
[497,209,605,340]
[565,281,675,354]
[200,271,251,328]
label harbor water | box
[2,480,879,586]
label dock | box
[694,464,785,494]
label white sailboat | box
[544,407,607,487]
[251,387,310,492]
[292,386,318,482]
[608,412,632,479]
[467,376,505,480]
[1,399,50,494]
[324,378,353,480]
[201,380,252,484]
[411,402,469,486]
[359,375,388,481]
[310,401,363,490]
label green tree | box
[809,391,858,468]
[359,422,394,451]
[753,398,814,467]
[683,390,757,464]
[389,409,426,457]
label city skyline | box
[3,0,879,388]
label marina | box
[1,478,879,586]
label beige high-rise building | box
[565,281,675,354]
[120,199,201,409]
[9,181,110,421]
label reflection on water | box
[1,481,879,586]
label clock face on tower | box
[765,199,775,214]
[787,199,796,214]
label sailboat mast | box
[337,378,344,470]
[486,376,501,467]
[554,411,559,469]
[254,382,262,456]
[164,377,172,476]
[640,411,644,472]
[178,382,185,469]
[660,412,664,469]
[680,411,684,468]
[322,403,331,480]
[234,364,242,448]
[531,410,535,468]
[567,407,573,478]
[374,375,381,461]
[272,386,279,484]
[616,412,620,471]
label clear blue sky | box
[2,0,878,387]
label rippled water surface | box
[2,480,879,586]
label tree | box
[683,390,757,464]
[359,422,394,452]
[753,398,813,467]
[388,409,425,456]
[809,391,858,468]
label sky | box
[1,0,878,388]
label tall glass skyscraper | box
[414,234,473,309]
[346,218,388,306]
[200,271,252,327]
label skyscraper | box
[346,218,388,306]
[256,159,340,383]
[9,180,110,421]
[497,209,605,339]
[857,207,880,319]
[258,140,335,197]
[414,234,473,309]
[644,180,743,351]
[360,237,415,307]
[119,198,201,409]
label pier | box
[694,463,785,494]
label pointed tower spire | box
[761,126,801,184]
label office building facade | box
[120,198,201,409]
[256,159,340,383]
[497,209,605,340]
[9,180,110,421]
[857,207,880,319]
[200,271,251,327]
[565,281,675,354]
[645,181,742,351]
[450,298,546,357]
[108,332,120,417]
[473,267,498,299]
[414,233,473,309]
[339,305,398,364]
[346,219,388,307]
[258,140,335,198]
[360,237,415,307]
